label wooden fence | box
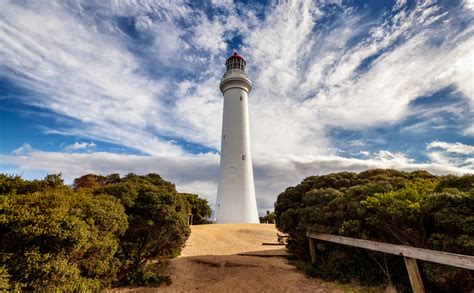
[306,232,474,293]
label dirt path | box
[117,224,345,292]
[167,224,343,292]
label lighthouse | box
[215,52,259,223]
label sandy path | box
[165,224,342,292]
[180,224,284,257]
[116,224,344,292]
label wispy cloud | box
[246,1,473,135]
[0,0,180,155]
[427,140,474,155]
[464,0,474,10]
[426,140,474,168]
[463,125,474,136]
[64,142,96,151]
[1,0,472,157]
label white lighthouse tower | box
[215,52,259,223]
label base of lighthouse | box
[215,155,260,223]
[215,185,259,224]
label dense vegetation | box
[0,173,211,291]
[181,193,212,225]
[275,169,473,292]
[259,211,276,223]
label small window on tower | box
[242,155,246,161]
[223,135,226,140]
[240,96,242,101]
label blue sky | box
[0,0,473,213]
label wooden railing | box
[306,232,474,293]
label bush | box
[122,262,172,286]
[0,188,127,290]
[259,211,276,223]
[0,265,9,290]
[92,173,191,284]
[0,172,203,289]
[275,170,474,292]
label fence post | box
[308,237,316,263]
[403,256,425,293]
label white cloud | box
[192,14,228,54]
[0,1,183,155]
[427,140,474,155]
[3,144,220,203]
[426,151,451,165]
[464,0,474,10]
[11,144,33,155]
[64,142,97,151]
[400,98,469,134]
[240,0,474,157]
[463,125,474,136]
[426,141,474,168]
[2,144,220,201]
[172,78,223,149]
[1,1,472,159]
[315,5,472,128]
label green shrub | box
[0,189,127,290]
[275,170,474,292]
[123,262,172,286]
[259,211,276,223]
[93,173,191,285]
[0,265,9,290]
[0,173,205,289]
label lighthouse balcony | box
[222,68,249,80]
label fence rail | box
[306,232,474,293]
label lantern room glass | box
[226,57,246,71]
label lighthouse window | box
[242,155,246,161]
[240,96,242,101]
[223,135,226,140]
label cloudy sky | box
[0,0,473,213]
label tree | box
[259,211,276,223]
[181,193,212,224]
[94,173,191,285]
[73,173,123,190]
[0,173,66,195]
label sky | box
[0,0,473,214]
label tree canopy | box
[275,169,473,292]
